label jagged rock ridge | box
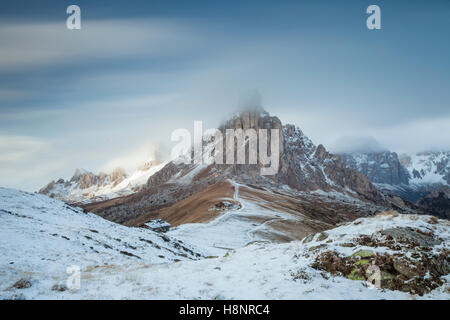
[39,161,164,203]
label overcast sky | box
[0,0,449,191]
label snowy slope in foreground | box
[67,213,448,299]
[0,187,203,299]
[1,187,448,299]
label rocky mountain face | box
[340,151,450,215]
[39,161,164,203]
[341,151,450,203]
[212,108,382,201]
[82,108,404,228]
[347,151,450,190]
[340,152,410,185]
[416,186,450,219]
[278,131,382,202]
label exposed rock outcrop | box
[306,211,450,296]
[417,186,450,219]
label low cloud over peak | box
[330,135,389,154]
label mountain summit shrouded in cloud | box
[0,0,449,192]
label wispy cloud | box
[100,142,159,173]
[0,89,29,102]
[0,135,49,162]
[0,19,198,72]
[0,135,66,191]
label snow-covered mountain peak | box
[399,151,450,186]
[39,161,166,204]
[339,150,450,210]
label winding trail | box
[167,180,300,255]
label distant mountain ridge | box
[39,161,165,203]
[340,150,450,209]
[340,150,449,184]
[399,151,450,186]
[340,151,409,186]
